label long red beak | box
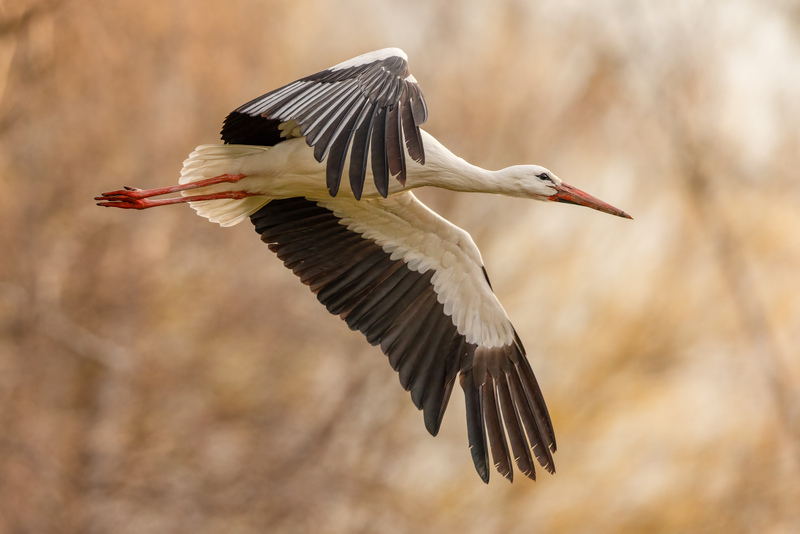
[550,183,632,219]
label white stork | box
[97,48,631,483]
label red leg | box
[96,189,261,210]
[95,174,254,209]
[96,174,246,200]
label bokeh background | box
[2,0,800,532]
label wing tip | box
[459,341,558,483]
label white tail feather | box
[180,144,272,227]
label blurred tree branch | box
[649,48,800,507]
[671,94,796,440]
[0,1,60,135]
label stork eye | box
[537,173,553,183]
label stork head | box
[521,166,632,219]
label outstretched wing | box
[223,48,428,200]
[249,193,556,483]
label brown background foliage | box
[1,1,799,532]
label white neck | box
[409,130,531,197]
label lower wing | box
[250,192,556,482]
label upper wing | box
[249,192,556,483]
[222,48,428,200]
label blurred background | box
[2,0,799,532]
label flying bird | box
[96,48,631,483]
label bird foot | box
[95,186,152,209]
[95,192,165,210]
[99,185,149,198]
